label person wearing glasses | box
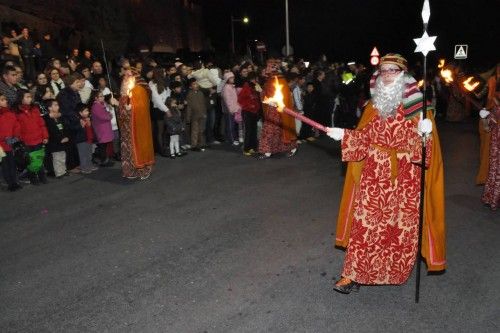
[326,54,446,294]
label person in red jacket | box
[0,93,22,191]
[237,72,262,156]
[16,90,49,185]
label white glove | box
[327,127,345,141]
[418,118,433,136]
[479,108,490,119]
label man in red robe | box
[327,54,446,294]
[258,59,297,159]
[118,66,155,180]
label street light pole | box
[230,15,249,54]
[285,0,290,56]
[231,14,235,54]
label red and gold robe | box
[258,76,297,154]
[337,104,440,285]
[118,83,155,178]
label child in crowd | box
[73,103,96,174]
[170,80,189,150]
[186,78,207,151]
[104,94,120,160]
[44,99,70,178]
[16,90,49,185]
[165,97,186,158]
[0,93,22,191]
[90,90,114,167]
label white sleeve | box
[149,82,169,112]
[293,87,303,111]
[209,68,221,87]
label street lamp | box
[231,15,249,54]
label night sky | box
[200,0,498,69]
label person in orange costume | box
[117,66,155,180]
[327,54,446,294]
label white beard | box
[373,72,405,119]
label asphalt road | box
[1,120,498,332]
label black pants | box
[214,95,224,141]
[66,142,80,170]
[96,142,110,163]
[1,151,18,186]
[151,108,166,153]
[243,111,259,151]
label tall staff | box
[100,39,114,98]
[413,0,437,303]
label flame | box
[463,76,480,91]
[438,59,454,84]
[262,76,285,112]
[126,76,135,98]
[418,80,424,88]
[440,68,454,84]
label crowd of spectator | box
[1,25,448,192]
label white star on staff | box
[414,31,437,56]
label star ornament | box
[414,31,437,56]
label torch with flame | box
[126,76,135,99]
[438,59,454,84]
[263,76,328,133]
[463,76,480,92]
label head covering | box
[370,56,427,119]
[380,53,408,71]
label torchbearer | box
[258,59,298,159]
[117,65,155,180]
[326,53,446,295]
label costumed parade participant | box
[480,64,500,210]
[118,66,155,180]
[327,54,446,294]
[476,64,498,186]
[258,59,298,159]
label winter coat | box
[57,87,82,135]
[17,104,48,146]
[189,68,220,89]
[221,82,241,115]
[69,116,88,144]
[237,82,260,114]
[44,116,69,153]
[186,89,207,121]
[165,107,183,135]
[91,101,113,143]
[0,107,21,152]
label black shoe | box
[169,154,176,159]
[7,183,22,192]
[29,173,40,186]
[38,171,48,184]
[333,278,361,294]
[100,160,115,167]
[191,147,202,152]
[176,152,187,157]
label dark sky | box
[199,0,498,69]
